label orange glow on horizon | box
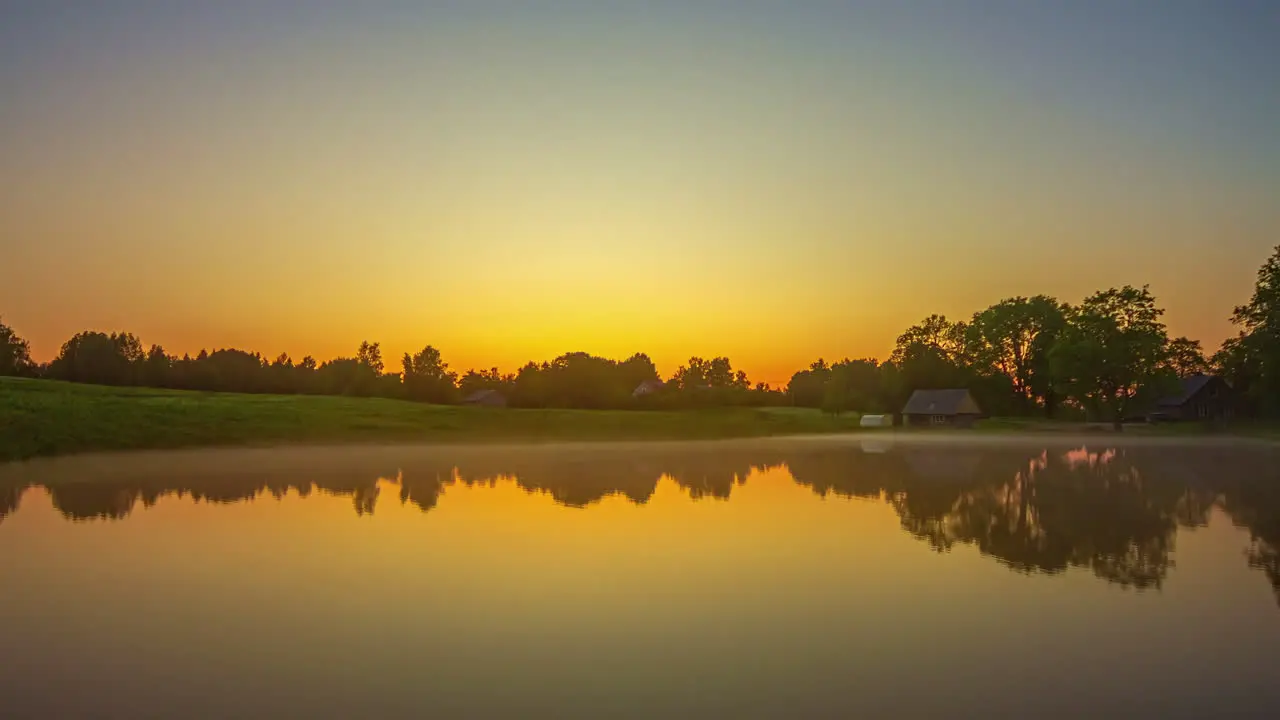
[1,5,1272,385]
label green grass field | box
[0,377,866,461]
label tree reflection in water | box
[2,440,1278,603]
[0,483,21,523]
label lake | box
[3,436,1280,718]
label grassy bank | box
[0,377,867,462]
[974,415,1280,439]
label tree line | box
[2,246,1278,420]
[793,245,1280,424]
[0,324,781,409]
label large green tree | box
[967,296,1068,416]
[787,359,831,408]
[672,357,746,390]
[619,353,661,389]
[402,345,458,403]
[0,317,34,376]
[142,344,173,387]
[1215,245,1280,417]
[1162,337,1210,377]
[822,358,887,414]
[890,315,974,394]
[47,331,145,386]
[356,341,384,375]
[672,356,749,407]
[201,349,268,392]
[458,367,514,398]
[1050,286,1171,428]
[890,314,969,365]
[315,342,387,397]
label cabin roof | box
[1156,374,1218,407]
[901,389,981,416]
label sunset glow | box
[2,3,1276,385]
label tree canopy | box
[1049,286,1171,427]
[0,317,34,376]
[1216,245,1280,416]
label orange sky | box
[2,4,1276,386]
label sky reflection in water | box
[2,437,1279,718]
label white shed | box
[859,414,893,428]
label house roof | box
[463,389,503,403]
[1157,374,1216,407]
[901,389,981,416]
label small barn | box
[1148,374,1234,423]
[632,379,666,398]
[901,389,982,428]
[462,389,507,407]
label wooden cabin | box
[1148,374,1234,423]
[901,389,982,428]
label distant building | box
[901,389,982,428]
[1148,374,1234,423]
[462,389,507,407]
[632,379,666,398]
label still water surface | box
[3,436,1280,718]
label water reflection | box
[0,482,19,521]
[3,438,1279,604]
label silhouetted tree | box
[896,342,971,393]
[787,359,831,408]
[672,356,751,406]
[202,349,268,393]
[821,358,889,414]
[142,344,172,387]
[507,352,661,409]
[47,331,145,385]
[295,355,319,393]
[0,316,34,376]
[511,361,552,407]
[0,483,22,523]
[619,352,661,389]
[1215,245,1280,417]
[1163,336,1210,377]
[458,367,514,398]
[967,296,1068,416]
[821,366,849,415]
[891,314,970,365]
[317,357,376,396]
[402,345,458,404]
[357,341,384,375]
[268,353,296,394]
[1050,286,1172,428]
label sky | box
[1,1,1277,385]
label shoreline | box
[4,376,1275,464]
[3,428,1275,476]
